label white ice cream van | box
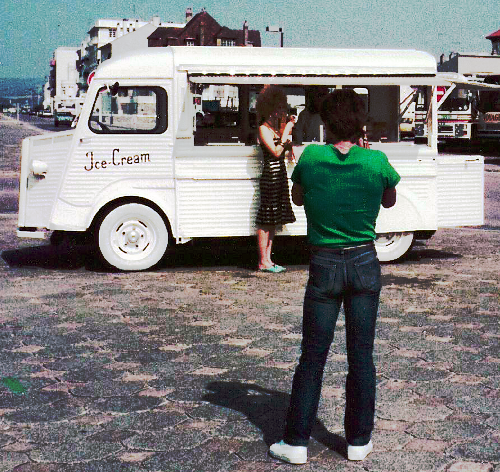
[17,47,491,270]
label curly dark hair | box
[256,85,288,125]
[319,89,367,143]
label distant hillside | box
[0,78,45,99]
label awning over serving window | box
[188,71,500,89]
[171,46,438,85]
[187,75,437,86]
[432,73,500,91]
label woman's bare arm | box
[259,120,295,158]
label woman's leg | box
[266,226,275,265]
[257,225,275,268]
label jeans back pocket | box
[307,259,341,299]
[353,255,382,293]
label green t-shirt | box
[291,144,400,247]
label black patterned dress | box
[256,141,296,226]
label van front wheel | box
[375,232,414,262]
[96,203,169,271]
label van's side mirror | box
[109,82,119,96]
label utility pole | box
[266,26,284,47]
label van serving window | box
[193,84,311,146]
[89,86,167,134]
[191,84,377,145]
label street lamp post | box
[266,26,284,47]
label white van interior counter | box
[16,47,488,270]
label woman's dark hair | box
[319,89,367,143]
[256,85,288,125]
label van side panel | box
[436,155,484,227]
[58,135,174,206]
[375,155,438,232]
[174,142,307,237]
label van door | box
[56,83,174,226]
[19,131,75,230]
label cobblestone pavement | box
[0,217,499,472]
[1,116,499,471]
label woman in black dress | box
[255,85,296,272]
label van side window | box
[190,84,402,144]
[193,84,258,145]
[193,84,308,146]
[89,86,167,134]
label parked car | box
[54,111,74,127]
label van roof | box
[94,46,438,84]
[94,48,174,80]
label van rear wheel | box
[375,232,414,262]
[96,203,169,271]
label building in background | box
[45,15,184,113]
[486,28,500,56]
[79,15,187,87]
[43,9,261,116]
[79,18,151,89]
[438,27,500,77]
[148,9,260,47]
[99,15,185,63]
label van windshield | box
[478,90,500,113]
[439,88,473,112]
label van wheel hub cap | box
[114,221,152,254]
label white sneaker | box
[347,440,373,461]
[269,440,307,464]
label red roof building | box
[486,28,500,55]
[148,10,261,47]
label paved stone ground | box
[1,221,499,472]
[0,115,499,471]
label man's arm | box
[292,182,304,206]
[381,187,397,208]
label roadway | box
[16,112,73,132]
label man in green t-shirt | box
[292,144,400,247]
[269,89,400,465]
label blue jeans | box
[283,243,381,447]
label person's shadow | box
[202,381,346,457]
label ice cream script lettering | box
[84,149,150,171]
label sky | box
[1,0,499,79]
